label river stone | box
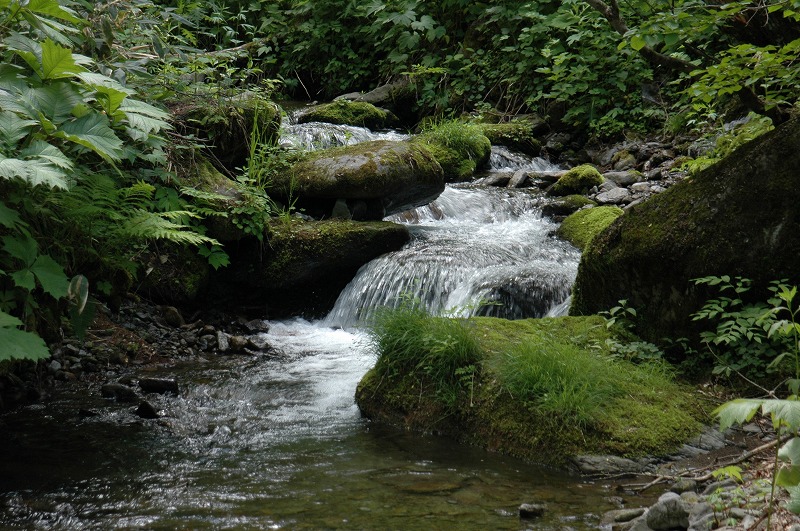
[278,140,444,220]
[101,383,138,402]
[294,100,397,130]
[135,401,160,419]
[220,219,410,316]
[571,116,800,345]
[596,187,631,204]
[601,507,647,525]
[604,170,642,186]
[645,492,690,530]
[571,454,644,475]
[138,378,179,396]
[508,169,530,188]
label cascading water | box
[0,122,622,530]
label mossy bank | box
[356,313,703,467]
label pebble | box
[518,503,545,519]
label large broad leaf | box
[5,33,43,78]
[19,139,73,170]
[40,38,86,80]
[0,202,23,230]
[777,465,800,488]
[780,437,800,464]
[0,310,23,328]
[119,99,172,135]
[30,253,69,299]
[2,234,38,266]
[714,398,763,431]
[25,0,82,24]
[0,110,37,148]
[0,324,51,362]
[22,82,83,124]
[57,113,124,162]
[762,399,800,430]
[0,155,70,189]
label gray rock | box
[669,478,698,494]
[646,492,690,530]
[161,306,184,327]
[228,335,249,352]
[630,182,651,193]
[138,378,179,396]
[604,170,642,186]
[508,169,530,188]
[572,454,644,475]
[47,360,62,374]
[101,383,138,402]
[331,198,351,219]
[479,173,512,187]
[242,319,270,333]
[702,478,737,495]
[216,331,230,352]
[601,507,647,524]
[596,187,631,205]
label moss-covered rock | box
[547,164,604,196]
[275,140,444,220]
[477,122,542,156]
[412,122,492,182]
[356,315,702,467]
[171,93,281,174]
[541,194,596,218]
[295,100,398,129]
[571,116,800,344]
[557,206,624,251]
[219,219,410,315]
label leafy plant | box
[692,276,793,380]
[714,279,800,526]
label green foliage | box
[713,277,800,524]
[369,296,483,408]
[682,114,775,175]
[692,276,794,380]
[599,299,666,364]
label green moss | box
[356,314,703,466]
[557,206,624,250]
[542,194,596,218]
[298,100,397,129]
[412,121,492,181]
[477,122,542,156]
[548,164,604,196]
[570,116,800,345]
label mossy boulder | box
[541,194,596,218]
[171,93,281,173]
[571,116,800,344]
[295,100,398,130]
[356,315,702,466]
[477,122,542,156]
[412,123,492,182]
[220,219,410,315]
[557,206,624,251]
[274,140,444,220]
[547,164,604,196]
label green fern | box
[122,209,220,247]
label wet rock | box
[572,454,646,475]
[216,331,230,352]
[47,360,62,374]
[596,187,631,205]
[645,492,690,530]
[669,478,697,494]
[55,370,77,381]
[78,408,100,418]
[508,169,530,188]
[135,401,159,419]
[480,173,511,187]
[518,503,545,519]
[600,507,647,525]
[162,306,185,327]
[101,383,138,402]
[228,335,249,352]
[604,170,642,187]
[138,378,179,396]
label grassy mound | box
[412,121,492,181]
[357,307,703,466]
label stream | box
[0,123,648,529]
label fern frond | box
[122,209,220,247]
